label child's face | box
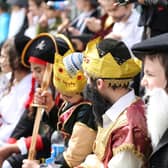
[141,56,167,91]
[30,62,46,84]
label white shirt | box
[0,72,11,100]
[8,8,26,38]
[0,73,32,142]
[112,9,144,48]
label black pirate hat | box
[21,33,73,68]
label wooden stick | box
[28,63,53,160]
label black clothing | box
[149,128,168,168]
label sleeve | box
[42,105,59,129]
[54,122,97,168]
[75,104,97,131]
[17,135,44,155]
[108,150,142,168]
[8,109,34,141]
[79,154,104,168]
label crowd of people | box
[0,0,168,168]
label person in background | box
[0,34,32,143]
[7,0,28,38]
[67,0,100,36]
[77,38,151,168]
[115,0,168,39]
[102,0,143,49]
[37,0,70,35]
[132,33,168,168]
[0,0,10,46]
[24,0,45,38]
[64,0,101,51]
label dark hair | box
[29,0,44,7]
[1,38,30,94]
[144,53,168,93]
[0,1,9,11]
[2,38,29,71]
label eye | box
[146,72,154,77]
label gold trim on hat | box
[83,38,142,80]
[21,33,57,68]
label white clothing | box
[112,9,144,48]
[0,73,32,142]
[24,16,39,38]
[0,72,11,100]
[8,8,26,38]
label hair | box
[0,1,9,11]
[88,0,99,8]
[29,0,44,7]
[144,53,168,93]
[2,38,29,72]
[1,38,30,94]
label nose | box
[32,71,38,79]
[141,75,147,87]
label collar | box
[103,89,136,126]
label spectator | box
[24,0,45,38]
[116,0,168,39]
[102,0,143,48]
[7,0,28,38]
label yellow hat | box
[53,34,87,95]
[83,38,142,84]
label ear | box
[96,79,105,90]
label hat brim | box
[132,33,168,59]
[21,33,57,68]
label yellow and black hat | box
[83,38,142,85]
[53,34,87,95]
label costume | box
[3,33,97,168]
[43,100,97,167]
[49,34,97,167]
[80,90,151,168]
[3,33,58,168]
